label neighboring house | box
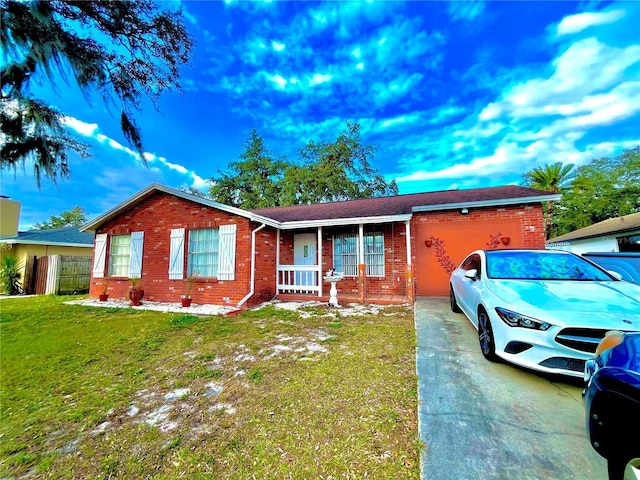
[546,212,640,254]
[0,196,95,293]
[81,184,557,307]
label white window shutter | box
[128,231,144,278]
[169,228,185,280]
[93,234,107,278]
[218,224,237,281]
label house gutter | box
[237,223,267,308]
[411,194,562,213]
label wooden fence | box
[25,255,91,295]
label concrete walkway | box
[415,297,607,480]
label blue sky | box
[2,0,639,230]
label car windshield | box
[486,251,614,281]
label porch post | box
[406,220,415,303]
[318,226,323,298]
[276,229,281,295]
[358,223,366,304]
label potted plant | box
[99,280,109,301]
[181,273,198,307]
[128,277,144,306]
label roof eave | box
[548,226,640,243]
[411,194,562,213]
[81,184,260,232]
[1,239,93,247]
[277,214,412,230]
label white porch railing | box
[277,265,321,295]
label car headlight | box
[495,307,552,331]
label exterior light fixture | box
[461,208,469,214]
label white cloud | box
[191,173,209,191]
[556,9,625,36]
[309,73,331,86]
[62,115,201,186]
[272,41,285,52]
[62,117,99,137]
[381,116,407,128]
[448,0,485,22]
[266,73,288,89]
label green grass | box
[0,295,419,479]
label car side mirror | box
[607,270,623,281]
[464,269,478,281]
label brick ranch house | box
[81,183,559,308]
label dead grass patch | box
[0,296,419,479]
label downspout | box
[237,223,266,308]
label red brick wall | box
[89,192,277,306]
[411,204,545,297]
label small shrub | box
[248,369,263,382]
[170,314,198,328]
[0,255,23,295]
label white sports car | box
[449,249,640,378]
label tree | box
[522,161,574,239]
[553,147,640,236]
[33,206,87,229]
[1,0,193,186]
[280,122,398,205]
[207,123,398,209]
[207,130,289,209]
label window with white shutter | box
[188,228,219,277]
[108,234,130,276]
[217,224,237,281]
[128,231,144,278]
[93,234,107,278]
[169,228,185,279]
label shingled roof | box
[82,184,558,232]
[1,226,94,246]
[251,185,557,223]
[548,212,640,243]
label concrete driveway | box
[415,298,608,480]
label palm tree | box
[524,162,575,239]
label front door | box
[294,233,317,286]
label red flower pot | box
[181,297,192,308]
[129,287,144,306]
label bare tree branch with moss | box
[1,0,193,186]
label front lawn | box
[0,296,419,479]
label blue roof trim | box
[0,226,94,246]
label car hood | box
[488,280,640,329]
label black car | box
[583,331,640,479]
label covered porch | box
[274,220,414,305]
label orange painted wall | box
[411,205,545,297]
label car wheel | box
[623,457,640,480]
[478,308,498,362]
[450,285,462,313]
[609,455,640,480]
